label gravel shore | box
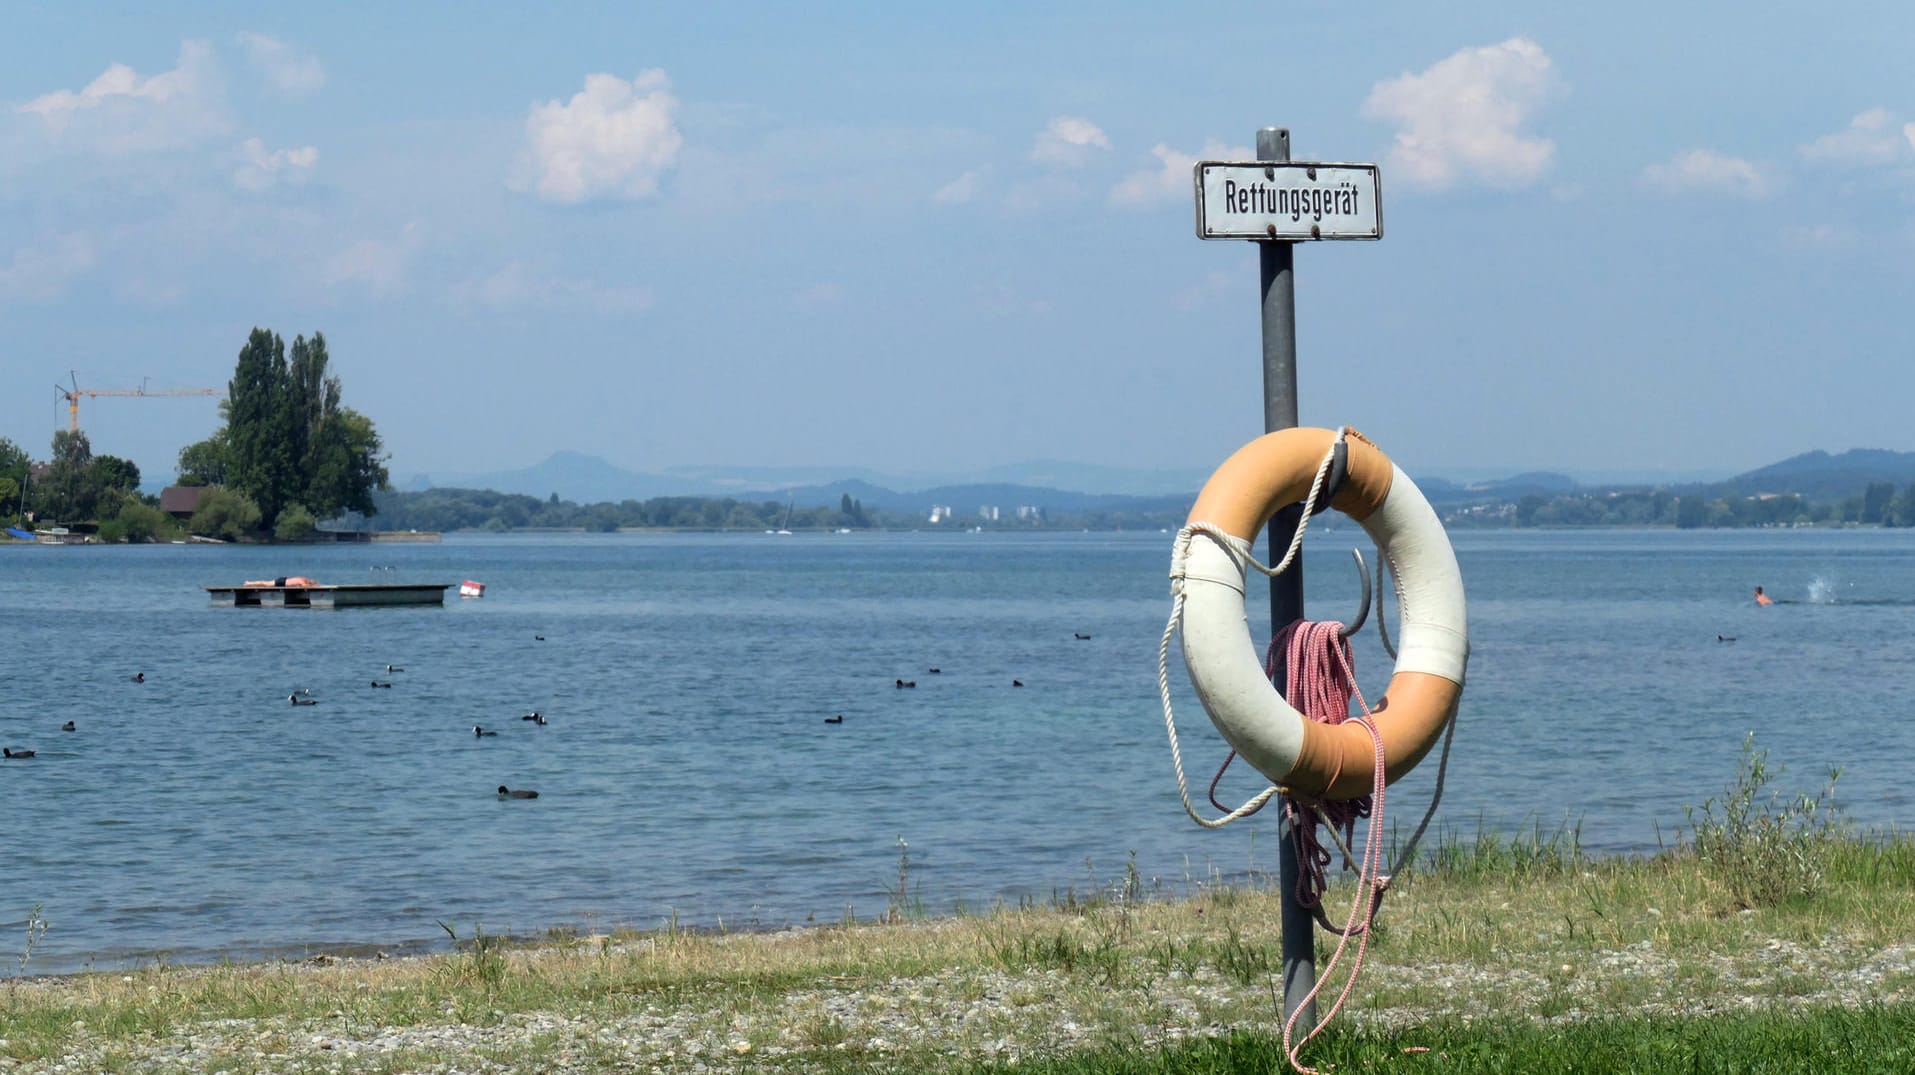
[4,914,1911,1074]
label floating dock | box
[205,582,451,608]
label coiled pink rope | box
[1264,620,1391,1075]
[1265,622,1372,909]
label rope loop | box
[1157,428,1347,829]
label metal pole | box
[1258,125,1317,1030]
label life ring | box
[1174,427,1467,800]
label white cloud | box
[933,169,983,204]
[1031,116,1110,166]
[232,136,318,191]
[1109,140,1250,208]
[16,40,229,155]
[0,234,96,303]
[1799,108,1914,166]
[1362,38,1556,190]
[516,70,683,204]
[323,223,421,290]
[1642,149,1776,199]
[236,32,326,93]
[463,262,654,314]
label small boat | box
[459,580,486,598]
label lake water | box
[3,527,1913,974]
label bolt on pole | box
[1256,125,1318,1031]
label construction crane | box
[54,372,222,433]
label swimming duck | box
[61,721,75,732]
[1073,633,1091,641]
[1012,679,1024,687]
[131,672,145,683]
[3,748,34,759]
[520,711,542,722]
[825,714,844,724]
[370,680,393,688]
[289,694,319,706]
[474,726,498,737]
[387,665,405,673]
[534,635,546,641]
[498,785,539,799]
[928,667,941,674]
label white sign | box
[1194,162,1382,240]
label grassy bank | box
[3,829,1913,1073]
[4,744,1912,1072]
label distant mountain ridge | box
[398,447,1915,513]
[1701,449,1915,503]
[406,452,1210,507]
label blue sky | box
[3,3,1912,490]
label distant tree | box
[176,431,230,487]
[1891,484,1915,528]
[91,454,141,495]
[838,493,870,528]
[1514,494,1545,527]
[206,327,390,530]
[1675,495,1708,529]
[39,429,98,522]
[0,438,26,522]
[1861,482,1895,525]
[273,503,318,542]
[225,328,298,522]
[0,436,26,485]
[304,408,387,517]
[189,488,263,540]
[112,500,177,543]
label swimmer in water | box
[1754,586,1774,606]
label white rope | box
[1158,428,1346,828]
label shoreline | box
[5,835,1913,1073]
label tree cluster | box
[0,431,145,529]
[178,328,389,533]
[366,489,883,533]
[1451,483,1915,529]
[361,487,1174,533]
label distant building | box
[1015,505,1045,522]
[928,505,954,524]
[978,505,1000,521]
[160,485,217,520]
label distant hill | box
[1699,449,1915,502]
[416,451,712,502]
[1406,470,1580,508]
[396,446,1915,519]
[408,452,1210,504]
[1421,452,1915,509]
